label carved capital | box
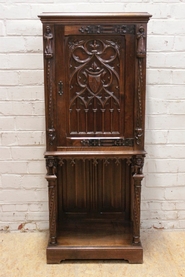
[132,155,144,175]
[46,156,57,176]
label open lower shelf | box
[47,218,143,264]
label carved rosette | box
[44,25,56,147]
[135,25,146,146]
[131,155,144,244]
[46,156,58,245]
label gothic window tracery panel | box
[67,36,125,135]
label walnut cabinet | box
[39,13,151,264]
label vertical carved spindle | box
[131,155,144,244]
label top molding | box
[38,12,152,24]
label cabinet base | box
[46,219,143,264]
[47,245,143,264]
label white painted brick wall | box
[0,0,185,231]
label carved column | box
[46,156,58,245]
[44,25,56,148]
[135,25,146,148]
[131,155,144,244]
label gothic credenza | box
[39,13,151,264]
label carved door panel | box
[66,35,124,137]
[56,27,135,147]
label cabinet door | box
[56,26,135,147]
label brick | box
[0,212,27,221]
[26,212,48,221]
[147,100,185,115]
[176,202,185,210]
[147,36,175,52]
[0,54,43,70]
[162,202,176,211]
[149,20,185,35]
[16,204,29,212]
[174,36,185,51]
[142,187,165,200]
[16,131,45,146]
[146,173,185,187]
[32,102,44,115]
[15,116,45,131]
[5,86,44,101]
[0,87,8,100]
[74,3,124,12]
[147,85,185,100]
[11,147,45,160]
[145,159,185,173]
[21,175,46,189]
[0,117,15,131]
[170,4,185,19]
[0,20,5,36]
[0,161,27,174]
[18,70,43,85]
[0,101,34,116]
[1,174,22,189]
[29,202,48,212]
[147,145,185,159]
[0,189,47,203]
[148,53,185,69]
[6,20,42,36]
[0,4,31,19]
[172,70,185,84]
[148,202,162,210]
[1,132,17,145]
[2,205,16,212]
[0,148,11,160]
[153,0,179,2]
[123,3,170,19]
[165,187,185,200]
[36,221,49,230]
[0,37,26,53]
[147,69,173,85]
[146,115,185,130]
[179,221,185,229]
[15,0,53,2]
[145,130,168,144]
[27,161,46,174]
[24,37,43,53]
[177,211,185,219]
[0,70,19,85]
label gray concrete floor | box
[0,230,185,277]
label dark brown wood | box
[39,12,151,264]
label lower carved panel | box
[57,158,131,219]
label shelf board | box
[47,219,143,264]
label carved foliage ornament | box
[79,24,135,34]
